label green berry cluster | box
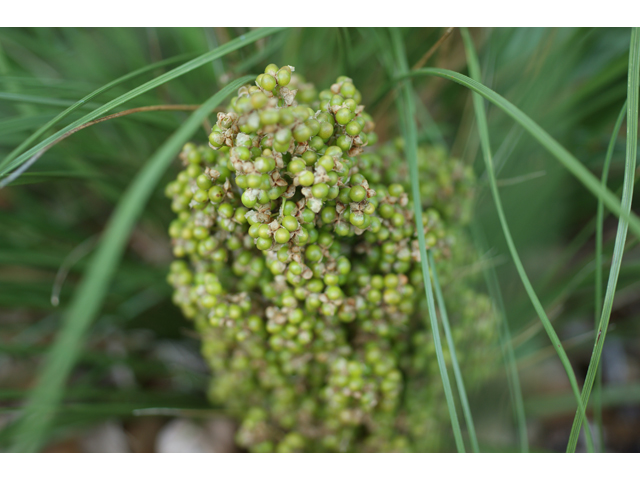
[366,139,476,225]
[165,64,496,452]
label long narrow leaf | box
[428,252,480,452]
[393,70,640,241]
[0,92,99,108]
[566,27,640,453]
[0,27,284,178]
[471,221,528,452]
[390,27,466,453]
[593,101,627,451]
[460,27,594,452]
[8,75,253,453]
[1,52,195,170]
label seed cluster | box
[165,64,496,452]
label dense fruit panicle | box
[165,64,496,452]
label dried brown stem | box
[68,104,201,133]
[374,28,455,125]
[412,27,455,71]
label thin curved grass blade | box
[0,27,285,179]
[8,75,253,453]
[0,92,99,108]
[390,27,466,453]
[471,221,528,452]
[428,252,480,452]
[459,27,594,452]
[566,26,640,453]
[393,69,640,241]
[1,52,195,170]
[593,101,627,451]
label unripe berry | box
[335,108,352,125]
[260,74,277,91]
[275,228,290,244]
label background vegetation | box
[0,27,638,452]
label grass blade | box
[8,75,253,453]
[459,27,594,452]
[471,222,529,452]
[0,27,284,178]
[428,252,480,452]
[593,100,627,451]
[393,69,640,241]
[0,92,99,108]
[1,52,195,170]
[390,27,466,453]
[566,27,640,453]
[595,101,627,322]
